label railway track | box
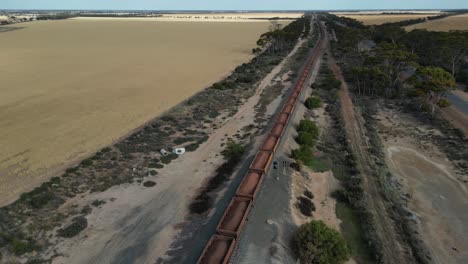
[196,18,326,264]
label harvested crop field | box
[406,14,468,31]
[0,18,273,206]
[337,14,437,25]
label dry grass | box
[406,14,468,31]
[0,18,271,206]
[337,14,436,25]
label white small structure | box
[160,149,169,156]
[172,148,186,155]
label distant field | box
[406,14,468,31]
[336,14,437,25]
[0,18,273,205]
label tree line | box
[326,13,467,117]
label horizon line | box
[1,8,466,12]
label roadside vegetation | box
[291,119,320,167]
[315,64,376,262]
[322,12,468,264]
[292,220,349,264]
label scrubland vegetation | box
[326,13,468,116]
[320,12,468,264]
[0,15,312,262]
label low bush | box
[9,238,39,256]
[185,143,199,152]
[304,190,314,199]
[305,96,322,109]
[297,131,315,147]
[319,74,342,90]
[293,220,350,264]
[297,196,315,216]
[91,200,106,207]
[143,181,157,187]
[160,153,178,164]
[298,120,319,139]
[291,146,313,165]
[221,140,245,160]
[57,216,88,238]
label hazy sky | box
[1,0,467,10]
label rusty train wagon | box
[196,235,236,264]
[236,171,264,200]
[249,150,273,173]
[216,197,253,237]
[197,21,325,264]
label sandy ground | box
[337,14,437,25]
[406,14,468,31]
[291,170,341,229]
[453,90,468,101]
[441,106,468,137]
[49,24,307,264]
[0,19,272,206]
[378,110,468,264]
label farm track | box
[329,56,414,264]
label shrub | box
[143,181,157,187]
[185,143,199,152]
[305,96,322,109]
[304,190,314,199]
[10,238,39,256]
[297,196,315,216]
[291,145,313,164]
[161,153,178,164]
[293,220,350,264]
[80,158,93,167]
[30,190,55,209]
[297,131,315,147]
[91,200,106,207]
[437,98,451,108]
[57,216,88,238]
[319,74,342,90]
[290,162,301,171]
[298,120,319,139]
[221,140,245,160]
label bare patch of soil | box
[378,107,468,264]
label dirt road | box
[329,57,413,264]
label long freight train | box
[197,19,325,264]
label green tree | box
[410,66,456,117]
[291,145,313,165]
[298,120,319,139]
[297,131,315,147]
[305,96,322,109]
[293,220,350,264]
[221,140,245,160]
[373,42,417,96]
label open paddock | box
[406,13,468,31]
[0,18,274,206]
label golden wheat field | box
[337,14,437,25]
[406,14,468,31]
[0,18,273,206]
